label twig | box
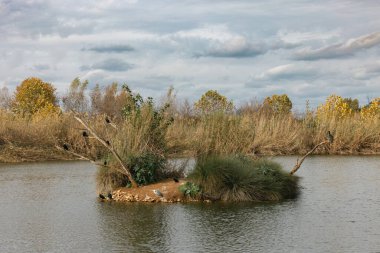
[290,140,329,175]
[73,115,138,188]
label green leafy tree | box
[194,90,233,114]
[263,94,292,114]
[12,77,59,116]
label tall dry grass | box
[167,109,380,156]
[0,110,111,162]
[0,103,379,163]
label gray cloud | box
[85,45,135,53]
[199,40,267,58]
[81,58,134,72]
[353,62,380,80]
[1,0,380,110]
[32,64,50,71]
[294,32,380,60]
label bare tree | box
[62,78,89,113]
[0,86,11,110]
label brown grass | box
[167,110,380,156]
[0,106,379,163]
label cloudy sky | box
[1,0,380,110]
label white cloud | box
[277,29,340,44]
[255,64,318,80]
[295,32,380,60]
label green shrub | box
[179,182,201,198]
[128,153,166,185]
[189,155,299,201]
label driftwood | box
[73,115,138,188]
[290,140,329,175]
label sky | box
[1,0,380,110]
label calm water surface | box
[0,156,379,253]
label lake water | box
[0,156,379,253]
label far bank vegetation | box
[1,77,379,163]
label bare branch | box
[290,140,329,175]
[55,145,107,167]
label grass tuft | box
[189,155,299,201]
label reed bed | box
[0,107,379,163]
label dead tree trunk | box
[290,140,329,175]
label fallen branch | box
[290,140,329,175]
[74,115,138,188]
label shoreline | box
[1,145,380,164]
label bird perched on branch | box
[63,144,69,151]
[326,131,334,143]
[106,140,111,146]
[153,189,163,197]
[82,131,89,137]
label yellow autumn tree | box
[12,77,59,117]
[263,94,292,114]
[316,95,353,119]
[361,97,380,120]
[194,90,233,114]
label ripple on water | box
[0,157,379,252]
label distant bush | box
[189,155,299,201]
[263,94,292,114]
[194,90,233,114]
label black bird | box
[107,193,113,199]
[326,131,334,143]
[63,144,69,151]
[99,194,106,199]
[105,116,111,124]
[173,177,179,183]
[106,140,110,146]
[82,131,89,137]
